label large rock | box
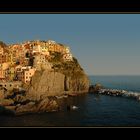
[64,75,89,94]
[27,70,89,100]
[26,70,65,100]
[26,57,89,100]
[16,102,36,115]
[89,83,103,93]
[15,98,59,115]
[58,57,90,94]
[36,98,59,112]
[0,99,14,106]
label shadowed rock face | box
[64,74,89,93]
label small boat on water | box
[72,106,78,110]
[67,105,79,111]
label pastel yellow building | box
[23,68,36,84]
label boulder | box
[0,99,14,106]
[16,102,36,115]
[36,98,59,112]
[15,98,59,115]
[89,83,103,93]
[26,70,65,100]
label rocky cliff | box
[0,40,89,115]
[27,57,89,100]
[27,70,65,100]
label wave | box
[123,91,140,100]
[98,89,140,101]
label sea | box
[1,75,140,127]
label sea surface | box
[1,75,140,127]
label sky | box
[0,14,140,75]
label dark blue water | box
[1,76,140,127]
[90,75,140,92]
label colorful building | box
[16,66,36,84]
[23,68,36,84]
[0,53,9,63]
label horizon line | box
[88,74,140,76]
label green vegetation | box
[29,56,34,66]
[51,56,85,79]
[48,52,63,63]
[0,41,8,48]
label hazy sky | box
[0,14,140,75]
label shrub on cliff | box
[0,41,8,48]
[49,52,63,63]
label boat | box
[72,106,78,110]
[67,105,78,111]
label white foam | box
[98,88,140,101]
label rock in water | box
[89,83,103,93]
